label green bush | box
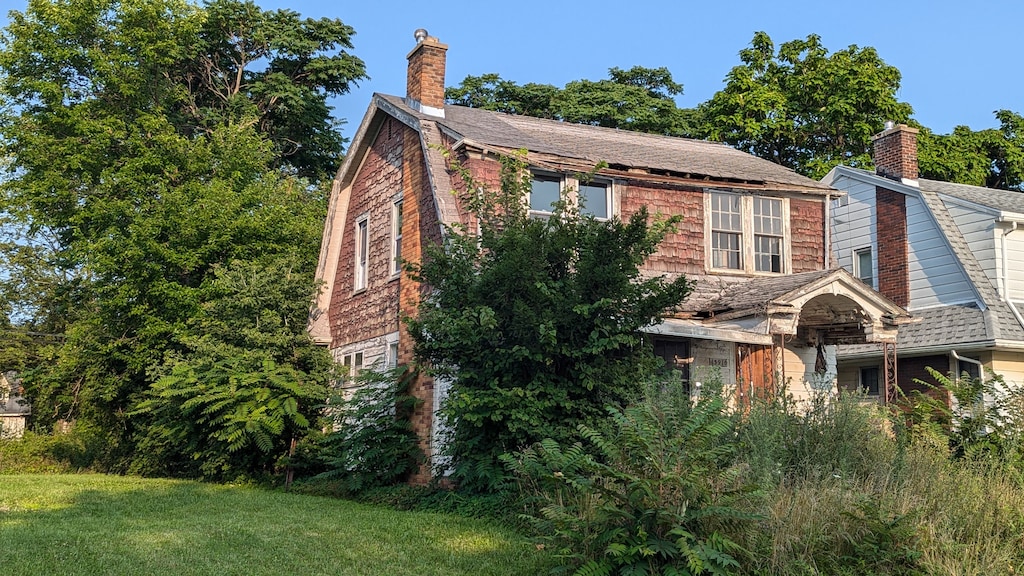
[407,152,691,492]
[505,379,753,576]
[312,366,424,494]
[737,386,896,487]
[0,423,111,474]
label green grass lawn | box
[0,474,553,576]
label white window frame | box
[704,191,791,275]
[854,247,874,288]
[391,196,404,277]
[529,171,615,220]
[354,214,369,291]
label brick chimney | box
[870,122,912,307]
[406,29,447,118]
[871,122,919,184]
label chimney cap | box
[884,120,895,130]
[414,28,428,43]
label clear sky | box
[3,0,1021,143]
[255,0,1021,144]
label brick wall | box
[897,354,952,398]
[329,117,403,344]
[872,124,919,181]
[876,187,909,307]
[397,124,449,485]
[790,198,825,273]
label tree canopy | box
[699,32,913,179]
[917,110,1024,191]
[0,0,365,477]
[446,66,698,136]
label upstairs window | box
[529,175,561,217]
[391,199,404,276]
[579,181,610,219]
[855,247,873,288]
[754,197,783,273]
[706,192,790,274]
[354,215,368,291]
[530,172,613,220]
[711,193,743,270]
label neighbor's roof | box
[377,94,834,193]
[919,178,1024,215]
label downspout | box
[1000,221,1024,328]
[949,349,985,427]
[950,349,983,377]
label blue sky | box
[3,0,1020,143]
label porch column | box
[882,341,898,404]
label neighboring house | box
[0,371,30,439]
[825,123,1024,400]
[311,31,909,481]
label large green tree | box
[700,32,913,179]
[918,110,1024,191]
[406,156,691,491]
[446,66,698,136]
[0,0,365,475]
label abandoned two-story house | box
[310,31,910,478]
[826,123,1024,398]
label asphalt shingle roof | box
[919,178,1024,214]
[379,94,833,193]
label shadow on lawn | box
[0,477,553,576]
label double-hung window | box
[711,193,743,270]
[707,192,789,274]
[753,197,784,273]
[354,215,369,291]
[578,181,611,219]
[529,172,613,220]
[391,198,404,276]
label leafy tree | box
[0,0,363,474]
[700,32,913,179]
[446,66,698,136]
[406,154,692,491]
[918,110,1024,191]
[131,257,333,479]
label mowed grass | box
[0,474,554,576]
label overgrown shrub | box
[0,423,111,474]
[312,366,423,494]
[407,152,691,492]
[505,379,753,576]
[908,367,1024,464]
[737,387,897,487]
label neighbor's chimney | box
[872,122,919,184]
[406,29,447,118]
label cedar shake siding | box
[790,197,826,273]
[329,117,404,344]
[621,181,705,275]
